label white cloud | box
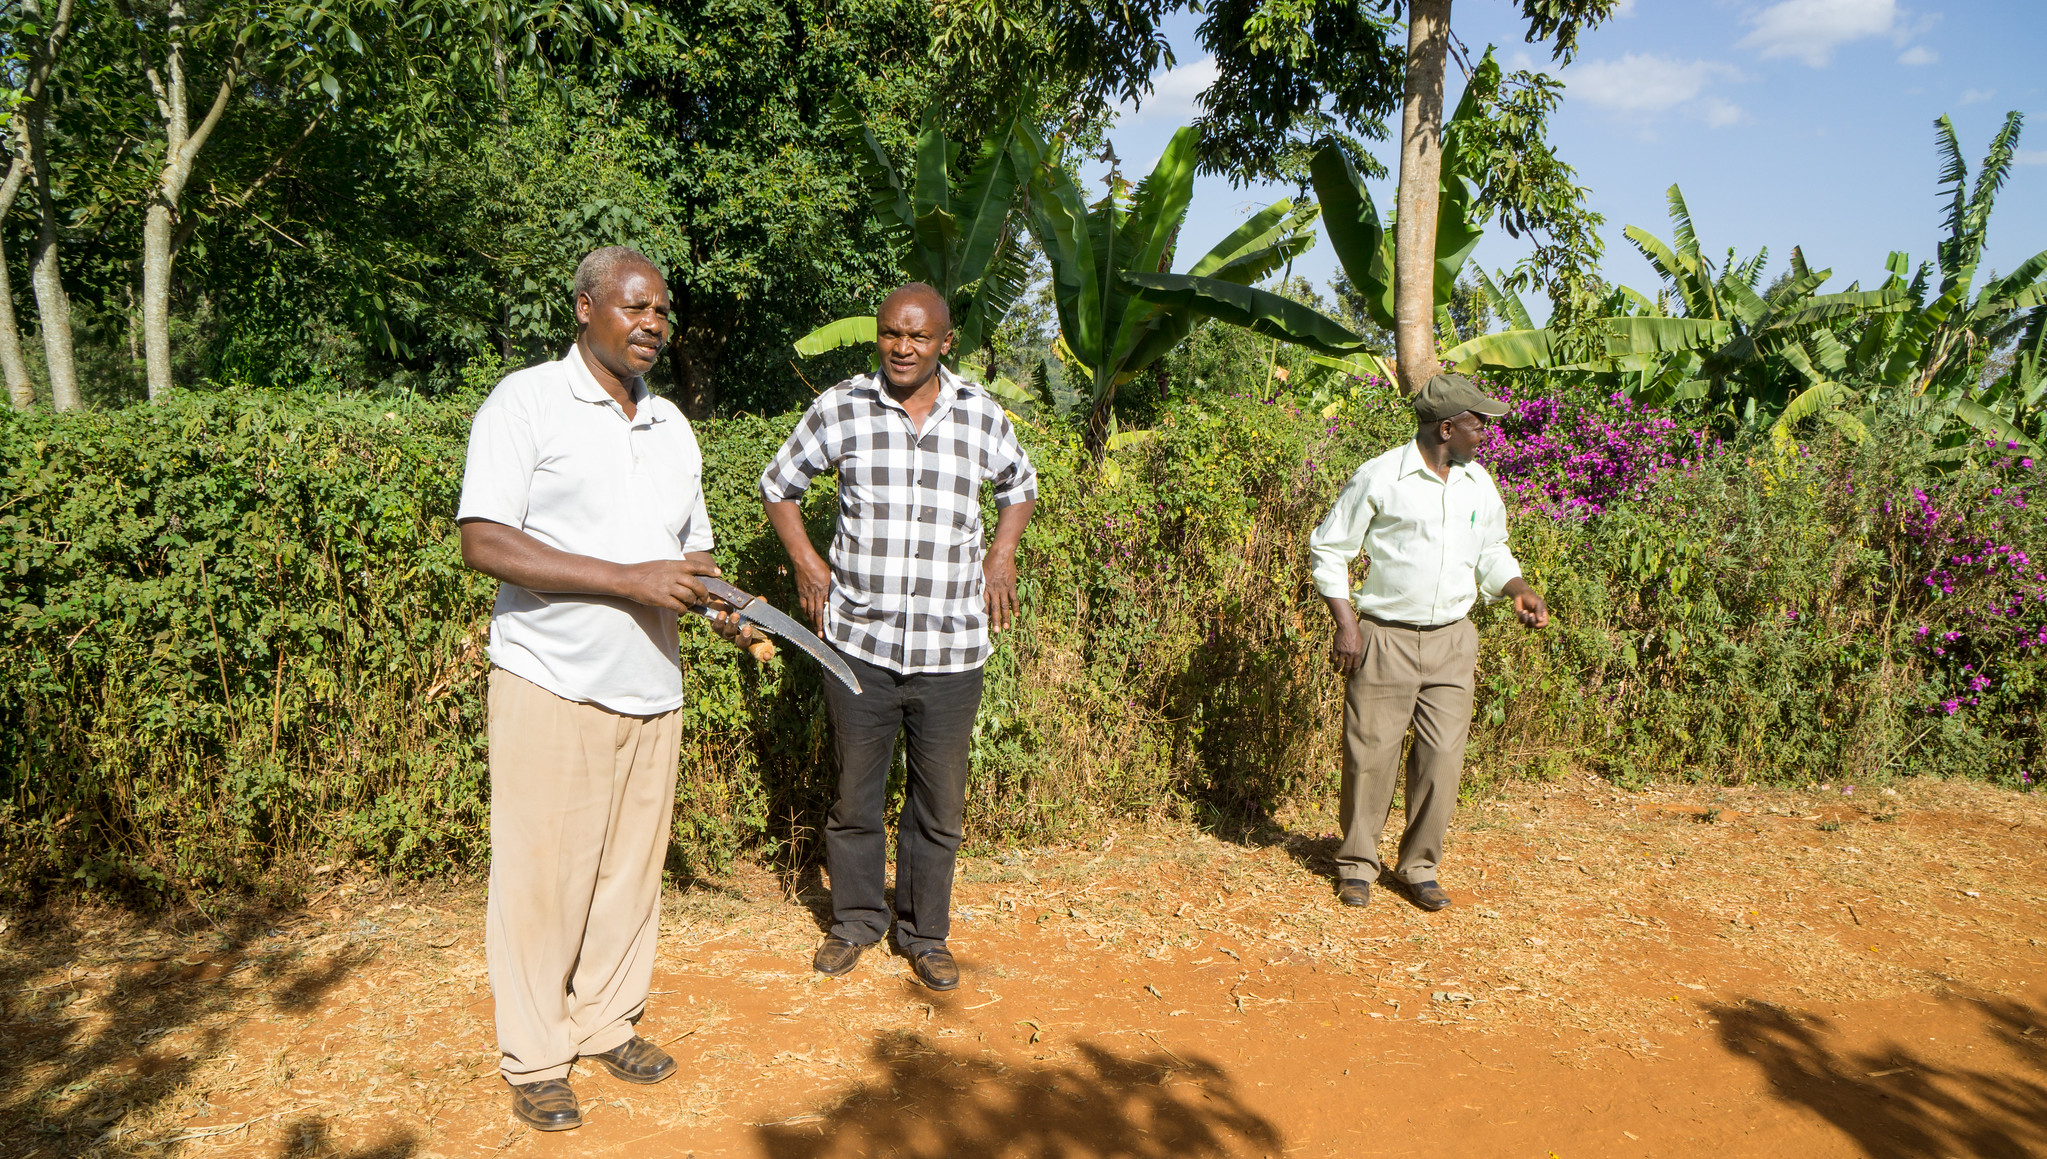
[1959,88,1996,106]
[1613,0,1637,15]
[1120,56,1218,123]
[1738,0,1898,67]
[1702,98,1745,128]
[1566,53,1745,122]
[1896,45,1937,66]
[2015,150,2047,167]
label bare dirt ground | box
[6,774,2046,1159]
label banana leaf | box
[793,315,877,357]
[1121,273,1368,357]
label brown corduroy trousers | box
[485,669,681,1084]
[1333,617,1478,886]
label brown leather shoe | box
[812,934,870,977]
[1337,879,1372,908]
[509,1078,581,1131]
[584,1036,676,1084]
[1402,879,1452,912]
[905,945,959,991]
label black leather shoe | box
[509,1078,581,1131]
[812,934,871,977]
[905,945,960,991]
[584,1036,676,1084]
[1337,879,1372,908]
[1403,879,1452,912]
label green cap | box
[1411,372,1510,425]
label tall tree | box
[1387,0,1617,393]
[0,151,33,409]
[1191,0,1404,184]
[110,0,643,399]
[1390,0,1451,394]
[4,0,81,409]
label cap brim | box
[1470,396,1510,417]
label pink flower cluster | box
[1890,449,2046,719]
[1479,388,1720,520]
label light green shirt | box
[1308,441,1522,627]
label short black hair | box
[879,282,953,330]
[573,246,662,307]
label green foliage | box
[1123,113,1485,360]
[4,375,2041,899]
[792,102,1031,361]
[1018,123,1318,451]
[1449,112,2047,464]
[1188,0,1403,185]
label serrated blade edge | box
[739,602,863,694]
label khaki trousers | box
[485,669,680,1083]
[1334,618,1478,886]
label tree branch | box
[181,42,245,166]
[0,153,26,224]
[172,103,320,253]
[111,0,177,124]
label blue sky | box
[1089,0,2047,321]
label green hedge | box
[2,383,2038,897]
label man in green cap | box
[1308,372,1549,912]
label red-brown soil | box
[5,775,2045,1157]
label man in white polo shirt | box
[1309,374,1549,914]
[455,246,751,1131]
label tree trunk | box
[140,199,178,397]
[26,114,80,411]
[667,289,734,419]
[13,0,79,409]
[1393,0,1452,397]
[0,156,35,409]
[138,0,238,399]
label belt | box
[1360,612,1466,633]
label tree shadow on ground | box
[773,861,834,934]
[1713,994,2047,1158]
[754,1032,1281,1158]
[272,1116,419,1158]
[0,900,372,1155]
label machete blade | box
[737,600,863,695]
[693,575,862,694]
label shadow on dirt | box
[273,1116,420,1157]
[1714,994,2047,1159]
[754,1033,1280,1158]
[777,862,834,934]
[0,902,374,1154]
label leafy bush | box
[2,378,2040,899]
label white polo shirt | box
[456,346,714,715]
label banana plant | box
[1441,186,1909,445]
[1837,113,2047,454]
[1121,52,1503,372]
[793,101,1030,361]
[1015,123,1320,455]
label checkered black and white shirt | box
[759,367,1038,674]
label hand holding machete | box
[692,576,864,694]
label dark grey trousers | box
[820,651,984,955]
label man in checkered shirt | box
[760,282,1038,991]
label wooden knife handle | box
[748,639,777,662]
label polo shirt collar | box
[562,344,651,424]
[1398,440,1478,485]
